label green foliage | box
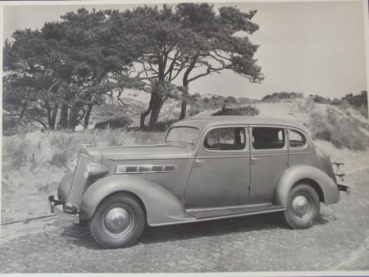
[4,4,263,131]
[223,96,238,104]
[2,136,30,169]
[188,107,201,116]
[212,105,260,116]
[308,91,368,118]
[310,94,330,104]
[3,8,143,131]
[50,152,69,168]
[94,116,133,129]
[309,108,368,151]
[262,92,303,102]
[341,91,367,108]
[153,119,178,132]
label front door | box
[185,126,251,208]
[249,126,288,204]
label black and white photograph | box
[1,0,369,274]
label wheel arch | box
[96,190,148,219]
[291,178,325,203]
[79,175,192,226]
[274,165,339,207]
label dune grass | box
[1,129,165,221]
[309,108,368,151]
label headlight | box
[83,163,109,179]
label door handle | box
[251,157,260,164]
[195,159,205,167]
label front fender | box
[274,165,339,207]
[79,175,192,226]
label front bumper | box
[49,195,80,224]
[337,184,351,195]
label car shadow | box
[59,212,284,249]
[315,212,337,225]
[58,224,101,249]
[59,211,333,249]
[139,213,286,245]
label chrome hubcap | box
[292,195,311,218]
[102,207,133,237]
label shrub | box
[342,91,367,108]
[226,96,237,104]
[11,140,30,169]
[212,105,260,116]
[309,108,368,151]
[188,107,201,117]
[49,151,69,168]
[154,119,177,132]
[262,92,303,102]
[2,136,30,169]
[310,94,331,104]
[94,115,133,129]
[2,117,39,136]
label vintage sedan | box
[49,117,350,248]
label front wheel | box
[283,184,320,229]
[89,193,145,248]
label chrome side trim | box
[108,157,187,161]
[115,164,177,174]
[186,203,271,213]
[149,206,286,227]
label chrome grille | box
[65,153,92,210]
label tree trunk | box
[179,80,190,120]
[49,104,59,130]
[67,102,83,130]
[148,94,164,130]
[140,106,151,130]
[140,94,155,130]
[179,86,188,120]
[84,104,93,130]
[67,108,77,130]
[19,101,27,123]
[58,103,69,129]
[45,100,52,129]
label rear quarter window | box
[289,129,307,148]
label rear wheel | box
[89,193,145,248]
[283,184,320,229]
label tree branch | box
[116,88,129,106]
[213,50,232,62]
[24,114,48,129]
[187,65,225,83]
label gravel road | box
[0,173,368,273]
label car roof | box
[171,116,309,133]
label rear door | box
[249,126,288,204]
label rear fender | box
[79,175,192,226]
[274,165,339,207]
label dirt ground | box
[0,170,368,273]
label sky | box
[2,1,368,100]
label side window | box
[289,129,306,148]
[204,128,246,151]
[252,127,285,150]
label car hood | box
[83,144,189,160]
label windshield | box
[165,127,199,145]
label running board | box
[186,204,286,221]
